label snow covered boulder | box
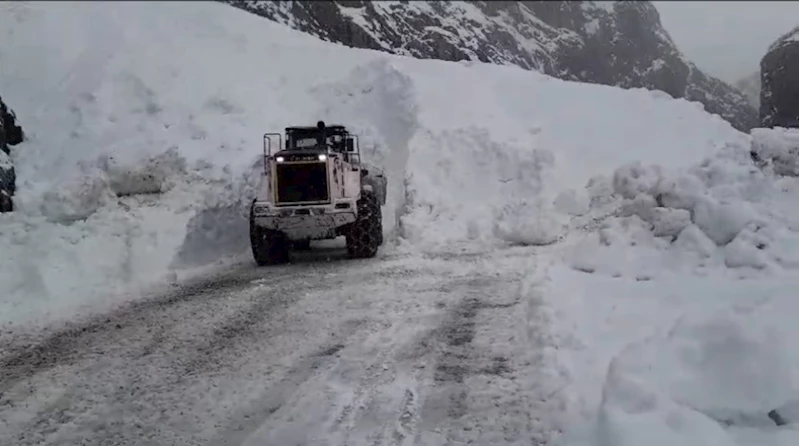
[750,127,799,177]
[672,224,717,259]
[100,146,188,197]
[586,175,615,209]
[650,207,692,238]
[554,189,590,217]
[691,198,756,246]
[39,168,116,223]
[595,354,735,446]
[592,309,794,446]
[493,199,567,246]
[612,162,666,200]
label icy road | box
[0,244,561,446]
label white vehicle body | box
[250,124,386,241]
[252,152,362,240]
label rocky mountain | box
[224,0,757,132]
[734,72,760,109]
[1,95,23,212]
[761,25,799,128]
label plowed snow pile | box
[0,3,742,316]
[548,128,799,446]
[562,126,799,279]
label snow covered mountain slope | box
[734,71,760,109]
[225,0,757,132]
[0,1,748,326]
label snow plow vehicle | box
[249,121,387,265]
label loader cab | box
[283,122,358,158]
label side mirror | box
[346,138,355,152]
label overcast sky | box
[652,1,799,84]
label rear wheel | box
[0,191,12,213]
[250,206,289,266]
[346,191,382,259]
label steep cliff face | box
[761,25,799,128]
[225,0,757,132]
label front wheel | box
[346,191,382,259]
[0,191,12,213]
[250,207,289,266]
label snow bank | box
[567,131,799,279]
[550,129,799,446]
[549,262,799,446]
[750,127,799,177]
[560,289,799,446]
[0,1,746,325]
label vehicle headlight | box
[318,154,327,161]
[275,156,285,163]
[253,204,270,215]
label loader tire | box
[346,191,381,259]
[250,207,289,266]
[0,190,12,213]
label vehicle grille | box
[275,162,329,204]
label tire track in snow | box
[1,246,563,445]
[0,266,293,397]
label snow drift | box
[548,127,799,446]
[554,277,799,446]
[0,1,746,325]
[567,127,799,279]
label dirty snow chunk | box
[554,189,590,216]
[493,213,565,246]
[595,356,735,446]
[568,232,628,278]
[612,162,666,200]
[619,194,657,222]
[602,215,659,248]
[724,236,768,269]
[672,224,717,259]
[615,311,792,421]
[651,208,691,237]
[106,165,166,196]
[569,236,602,274]
[750,127,799,177]
[493,200,566,246]
[39,169,115,223]
[586,175,615,208]
[591,309,794,446]
[100,147,189,197]
[723,224,774,270]
[568,216,665,278]
[692,199,755,246]
[654,172,706,211]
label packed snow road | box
[0,243,560,446]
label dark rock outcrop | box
[1,96,24,213]
[761,25,799,128]
[225,0,757,132]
